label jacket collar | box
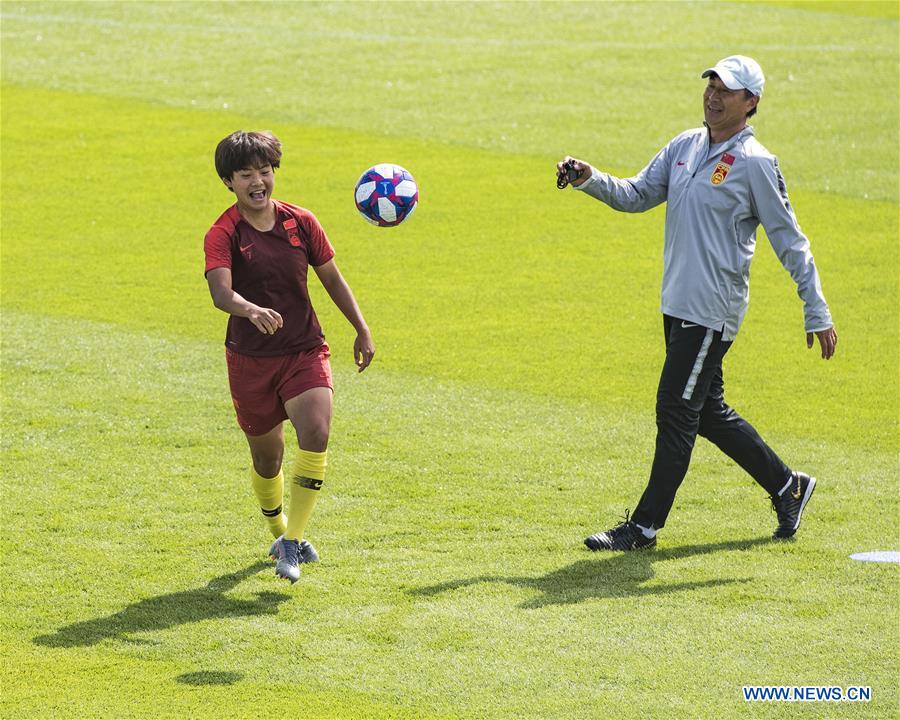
[703,122,755,146]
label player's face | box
[703,75,757,137]
[225,164,275,213]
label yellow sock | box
[284,449,327,541]
[250,468,287,538]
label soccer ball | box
[354,164,418,227]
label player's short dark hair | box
[745,89,758,118]
[215,131,282,180]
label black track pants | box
[631,315,791,530]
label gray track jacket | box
[576,125,832,340]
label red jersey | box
[204,200,335,356]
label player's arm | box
[313,259,375,372]
[206,266,283,335]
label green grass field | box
[2,1,898,718]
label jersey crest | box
[282,217,302,246]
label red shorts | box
[226,343,333,436]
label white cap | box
[701,55,765,97]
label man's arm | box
[557,143,672,213]
[748,156,836,359]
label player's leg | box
[271,345,334,582]
[245,424,288,539]
[283,385,333,537]
[269,388,332,581]
[226,348,291,539]
[698,371,815,539]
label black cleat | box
[585,510,656,551]
[771,471,817,539]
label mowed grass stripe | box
[2,1,897,199]
[2,84,897,452]
[3,308,897,717]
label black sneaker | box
[585,510,656,551]
[771,471,817,539]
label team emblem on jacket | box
[710,152,736,186]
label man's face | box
[224,163,274,212]
[703,75,758,134]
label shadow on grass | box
[410,537,771,609]
[34,561,286,647]
[176,670,244,686]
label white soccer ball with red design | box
[354,164,418,227]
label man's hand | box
[807,326,837,359]
[556,156,591,188]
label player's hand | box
[556,156,591,188]
[807,326,837,359]
[354,328,375,373]
[248,306,283,335]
